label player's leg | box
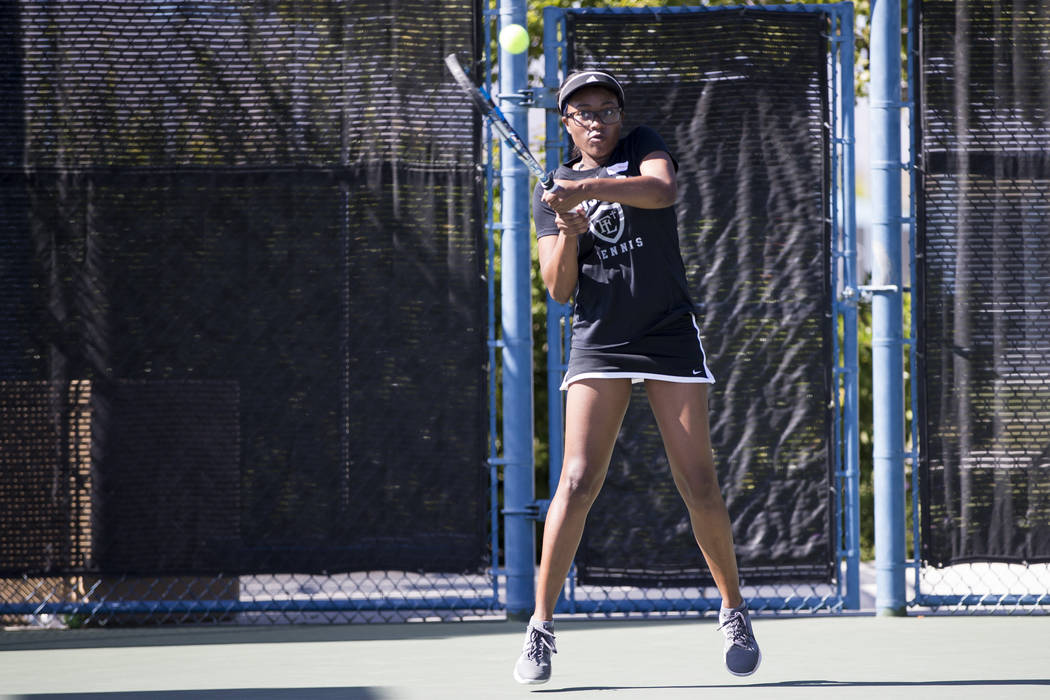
[514,377,631,685]
[534,377,632,619]
[645,381,740,601]
[644,379,760,676]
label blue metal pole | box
[499,0,536,622]
[837,3,862,611]
[869,0,907,616]
[542,7,576,613]
[905,0,924,604]
[543,6,568,514]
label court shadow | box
[7,689,388,700]
[535,678,1050,692]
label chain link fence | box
[912,0,1050,614]
[1,0,497,626]
[7,0,1047,627]
[540,4,858,617]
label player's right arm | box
[538,210,587,304]
[543,152,676,211]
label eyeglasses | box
[564,108,623,126]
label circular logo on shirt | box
[589,202,625,244]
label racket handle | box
[541,176,586,216]
[546,179,588,215]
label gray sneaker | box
[513,620,556,684]
[717,604,761,676]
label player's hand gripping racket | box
[445,53,562,195]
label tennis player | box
[513,70,761,685]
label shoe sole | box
[726,648,762,677]
[513,670,550,685]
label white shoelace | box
[717,611,751,648]
[523,622,557,663]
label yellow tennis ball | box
[499,24,529,55]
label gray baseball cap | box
[557,70,625,114]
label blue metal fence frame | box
[540,3,860,614]
[484,0,505,614]
[0,596,501,617]
[905,0,925,611]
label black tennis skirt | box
[561,312,715,390]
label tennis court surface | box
[2,614,1048,699]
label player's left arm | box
[541,151,677,212]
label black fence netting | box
[564,9,833,587]
[918,0,1050,566]
[0,1,488,577]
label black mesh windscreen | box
[918,0,1050,566]
[565,10,834,586]
[0,1,488,576]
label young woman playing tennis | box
[513,70,761,685]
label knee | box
[555,459,605,508]
[676,465,725,513]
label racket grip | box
[542,180,586,216]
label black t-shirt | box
[533,126,694,350]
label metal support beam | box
[869,0,908,616]
[498,0,536,622]
[836,4,862,611]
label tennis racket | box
[444,53,557,191]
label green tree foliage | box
[524,0,872,94]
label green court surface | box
[1,615,1048,699]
